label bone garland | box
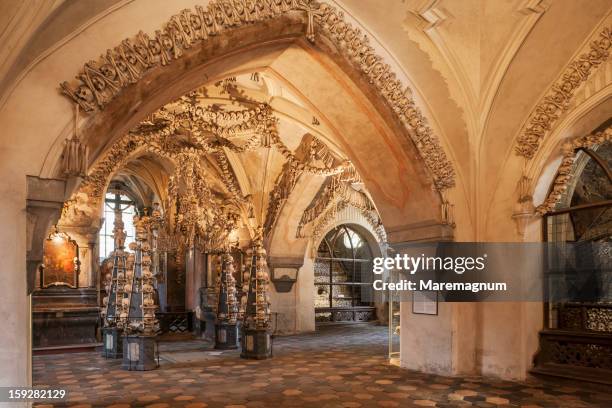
[314,2,455,190]
[296,174,347,237]
[536,126,612,215]
[80,100,349,204]
[121,213,160,336]
[297,166,384,242]
[165,150,241,255]
[263,160,303,236]
[310,187,386,244]
[215,151,245,200]
[263,136,349,236]
[215,253,239,324]
[60,1,455,191]
[60,2,305,112]
[243,237,271,330]
[516,27,612,159]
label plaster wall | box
[297,257,317,333]
[266,254,320,335]
[400,300,453,375]
[266,257,316,335]
[0,0,609,391]
[268,205,385,335]
[475,189,544,380]
[0,181,29,391]
[395,237,479,376]
[476,80,612,381]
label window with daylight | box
[99,192,136,260]
[314,225,376,324]
[534,136,612,379]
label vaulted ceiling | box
[81,70,383,252]
[4,0,609,139]
[2,0,610,241]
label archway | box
[31,5,456,359]
[313,224,380,325]
[531,124,611,384]
[12,1,463,399]
[52,8,453,227]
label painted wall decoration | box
[59,0,456,192]
[41,229,80,288]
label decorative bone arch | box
[536,126,612,215]
[63,87,366,248]
[263,133,347,237]
[59,0,455,191]
[510,23,611,229]
[78,95,346,205]
[64,80,388,264]
[310,195,387,247]
[515,26,612,160]
[296,167,386,244]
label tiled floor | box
[33,324,611,407]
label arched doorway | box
[16,2,457,399]
[314,225,376,325]
[533,134,611,383]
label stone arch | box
[309,209,385,260]
[61,143,177,227]
[534,125,611,215]
[43,5,460,245]
[308,222,383,325]
[513,25,612,160]
[501,93,612,242]
[3,1,464,388]
[527,98,612,218]
[483,72,612,242]
[45,16,462,336]
[58,1,455,193]
[67,39,448,239]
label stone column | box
[26,177,67,293]
[267,256,303,335]
[88,240,98,304]
[390,221,478,376]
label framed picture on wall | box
[41,228,80,288]
[412,290,438,315]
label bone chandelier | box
[59,0,456,192]
[78,87,357,257]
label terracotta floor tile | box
[31,324,610,408]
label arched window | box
[314,225,376,323]
[536,138,611,378]
[99,192,136,260]
[547,140,612,243]
[544,140,611,308]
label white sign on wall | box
[412,291,437,315]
